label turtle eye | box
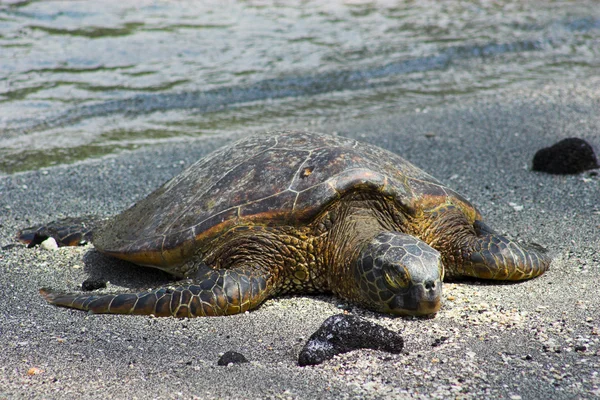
[383,263,410,289]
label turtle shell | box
[93,131,476,268]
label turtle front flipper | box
[18,217,98,247]
[456,220,550,281]
[40,266,274,317]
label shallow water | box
[1,0,599,173]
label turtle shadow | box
[290,294,438,321]
[81,250,173,290]
[445,277,525,287]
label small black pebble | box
[523,354,533,360]
[574,345,587,352]
[532,138,599,174]
[217,351,248,366]
[81,279,107,291]
[297,314,403,366]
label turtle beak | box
[389,278,442,316]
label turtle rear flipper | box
[17,216,98,247]
[40,265,274,317]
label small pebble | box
[532,138,598,174]
[40,237,59,251]
[81,279,107,291]
[431,336,449,347]
[217,351,248,366]
[297,314,404,366]
[508,202,524,212]
[27,367,43,376]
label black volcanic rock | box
[532,138,598,174]
[298,314,404,366]
[81,279,107,291]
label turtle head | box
[355,232,443,316]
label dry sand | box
[1,78,599,399]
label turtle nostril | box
[424,280,436,291]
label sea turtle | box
[19,131,550,317]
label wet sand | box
[1,78,599,399]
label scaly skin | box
[41,266,274,317]
[454,220,550,280]
[413,202,550,281]
[350,232,442,316]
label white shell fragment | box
[41,237,59,251]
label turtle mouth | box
[388,279,442,316]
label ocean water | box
[1,0,599,173]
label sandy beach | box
[1,78,599,399]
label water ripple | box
[3,38,549,136]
